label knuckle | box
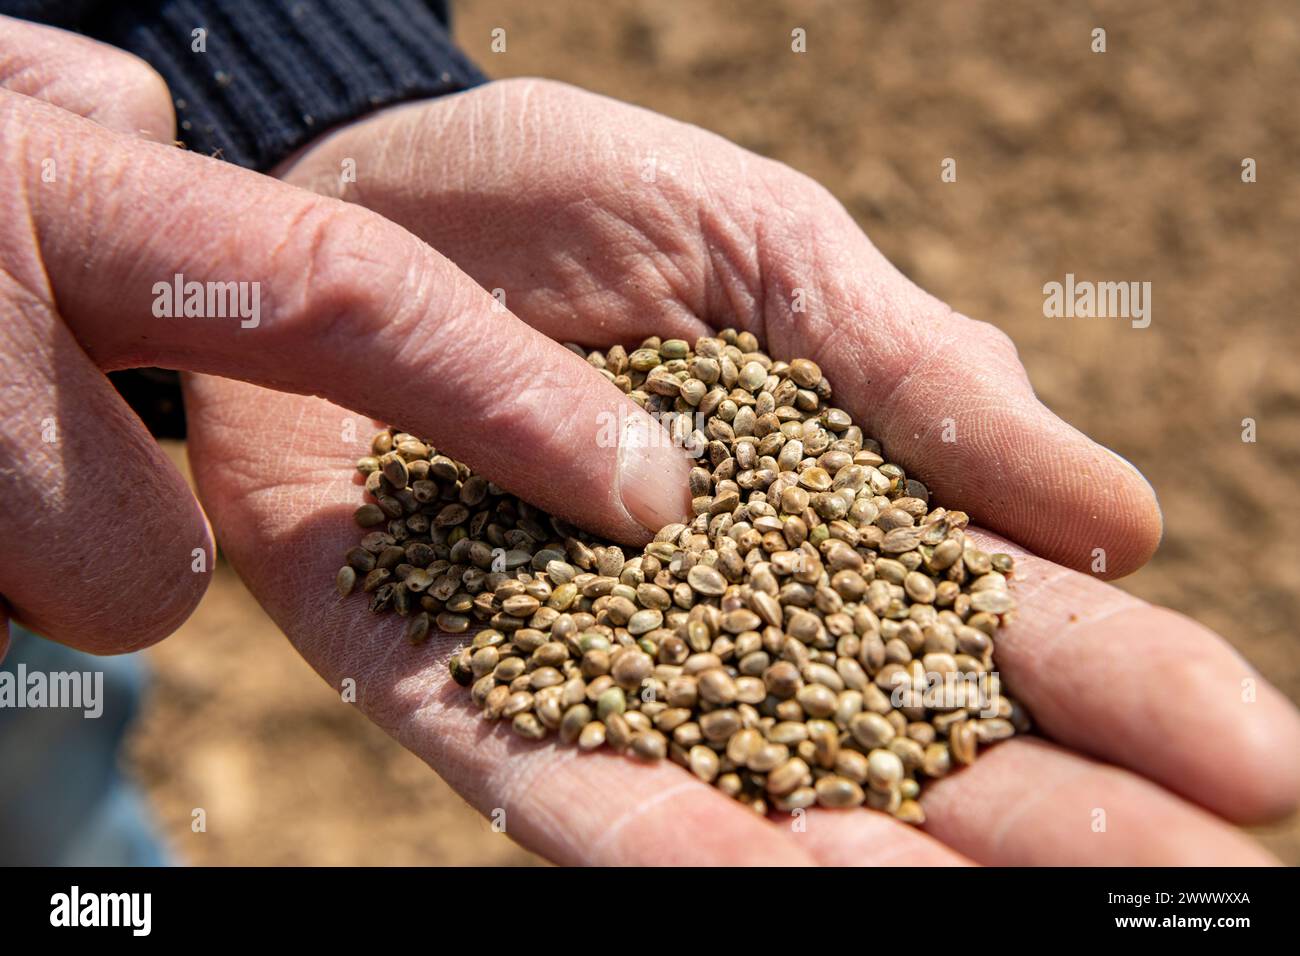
[271,198,415,342]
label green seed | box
[596,687,626,720]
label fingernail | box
[615,411,692,534]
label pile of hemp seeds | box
[336,329,1029,823]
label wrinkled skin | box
[2,27,1295,865]
[187,79,1293,864]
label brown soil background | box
[129,0,1300,865]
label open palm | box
[179,80,1300,864]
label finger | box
[275,83,1162,577]
[0,24,200,653]
[750,196,1163,580]
[183,375,811,865]
[5,91,690,544]
[968,529,1300,825]
[0,271,212,653]
[921,737,1278,865]
[388,642,814,865]
[0,15,173,140]
[784,808,974,866]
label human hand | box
[0,14,197,661]
[0,51,691,663]
[175,80,1299,864]
[184,376,1300,865]
[278,77,1164,580]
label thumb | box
[7,91,690,543]
[753,174,1164,579]
[791,285,1164,581]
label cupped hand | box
[184,375,1300,865]
[278,77,1164,580]
[8,18,1288,866]
[175,79,1298,865]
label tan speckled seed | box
[347,335,1025,827]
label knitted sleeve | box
[1,0,488,170]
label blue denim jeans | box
[0,627,170,865]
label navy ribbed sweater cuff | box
[4,0,488,170]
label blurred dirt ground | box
[127,0,1299,864]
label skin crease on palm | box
[1,19,1296,864]
[184,383,1297,866]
